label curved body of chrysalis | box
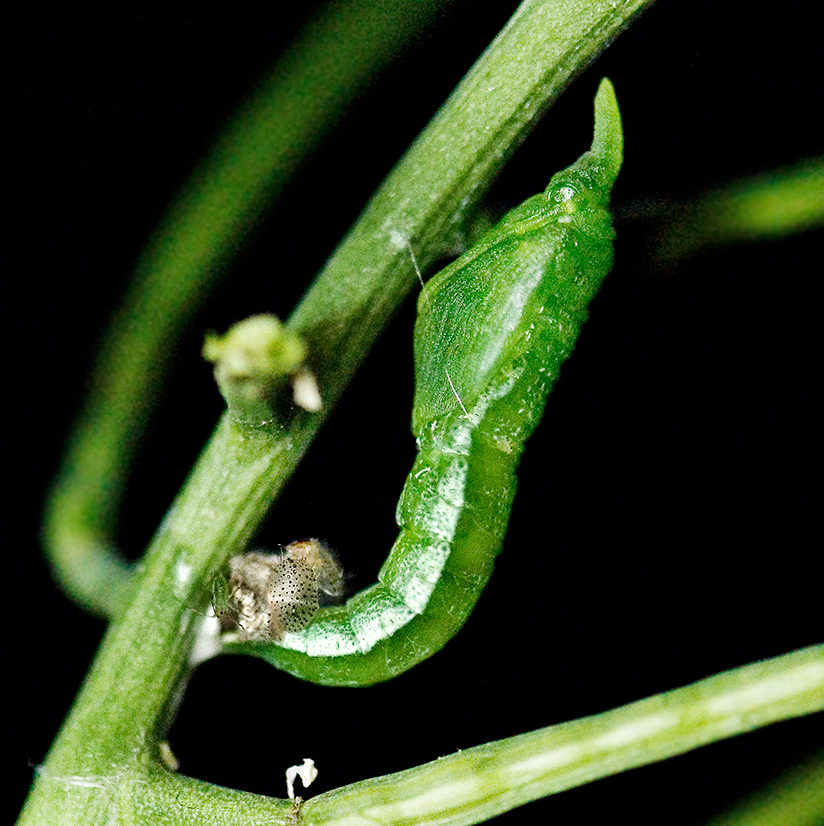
[224,78,623,686]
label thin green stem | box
[651,157,824,261]
[302,645,824,826]
[705,749,824,826]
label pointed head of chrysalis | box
[556,77,623,198]
[523,78,623,234]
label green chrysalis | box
[222,78,623,686]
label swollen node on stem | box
[203,314,322,425]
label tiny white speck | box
[388,229,411,250]
[286,758,318,800]
[175,559,192,587]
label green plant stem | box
[137,769,294,826]
[23,2,654,824]
[31,646,822,826]
[301,646,824,826]
[705,749,824,826]
[652,157,824,261]
[42,0,455,618]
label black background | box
[6,2,822,823]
